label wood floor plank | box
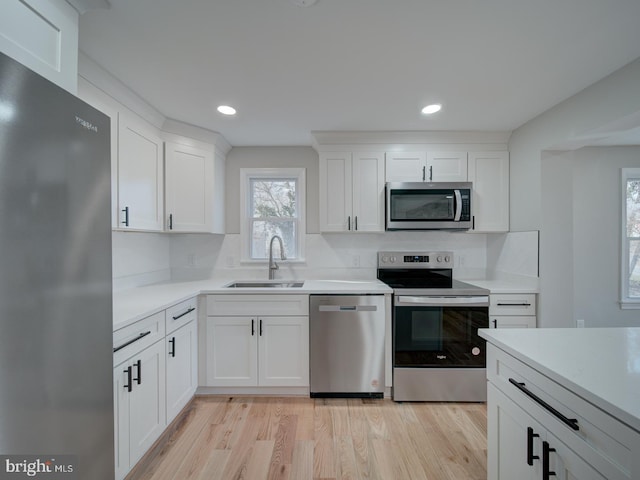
[290,440,313,480]
[129,396,487,480]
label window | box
[621,168,640,307]
[240,168,306,261]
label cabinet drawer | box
[488,345,637,480]
[113,311,165,366]
[490,316,536,329]
[489,294,536,315]
[207,294,309,316]
[166,297,197,334]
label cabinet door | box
[0,0,78,93]
[113,363,131,480]
[491,316,536,328]
[488,383,542,480]
[352,152,385,232]
[166,321,197,421]
[545,431,607,480]
[206,317,258,386]
[319,152,352,232]
[427,152,468,182]
[118,112,164,230]
[468,151,509,232]
[165,142,214,232]
[385,151,426,182]
[258,316,309,387]
[128,341,166,467]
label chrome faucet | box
[268,235,286,280]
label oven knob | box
[437,256,442,262]
[381,256,389,263]
[390,256,397,263]
[444,255,451,263]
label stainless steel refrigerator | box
[0,52,114,479]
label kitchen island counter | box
[480,327,640,433]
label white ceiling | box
[78,0,640,147]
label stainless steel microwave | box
[385,182,472,230]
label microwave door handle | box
[454,189,462,221]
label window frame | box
[240,167,306,263]
[620,168,640,308]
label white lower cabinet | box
[114,340,166,480]
[205,294,309,388]
[166,321,197,420]
[490,293,536,329]
[489,384,605,480]
[487,345,638,480]
[206,315,309,387]
[113,297,198,480]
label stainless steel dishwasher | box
[310,294,385,398]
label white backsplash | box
[168,231,489,282]
[486,230,539,278]
[112,231,171,291]
[112,230,541,289]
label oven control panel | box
[378,251,453,268]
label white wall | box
[540,146,640,328]
[509,57,640,232]
[225,146,319,233]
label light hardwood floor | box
[128,396,487,480]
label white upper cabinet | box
[385,151,467,182]
[165,141,215,233]
[385,152,427,182]
[165,137,224,233]
[118,112,164,231]
[468,151,509,232]
[319,151,385,232]
[427,152,468,182]
[0,0,78,93]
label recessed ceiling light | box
[421,104,442,115]
[290,0,318,6]
[217,105,237,115]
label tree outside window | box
[241,168,306,262]
[250,178,297,259]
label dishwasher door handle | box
[318,305,378,312]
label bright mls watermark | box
[1,456,76,479]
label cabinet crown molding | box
[311,130,511,151]
[66,0,110,14]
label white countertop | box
[465,276,539,294]
[113,278,392,331]
[480,327,640,433]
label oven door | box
[393,295,488,368]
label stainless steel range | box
[377,251,489,402]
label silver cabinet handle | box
[318,305,378,312]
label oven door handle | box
[396,295,489,306]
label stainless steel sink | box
[224,280,304,288]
